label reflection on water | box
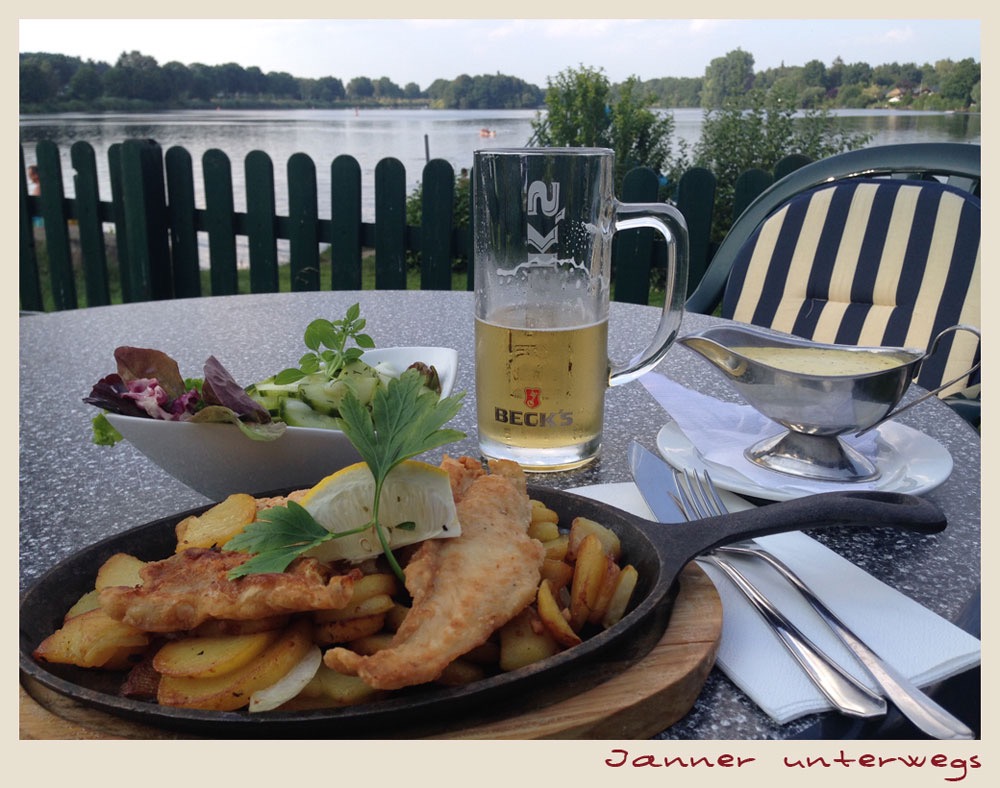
[20,107,980,265]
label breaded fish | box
[100,548,361,633]
[324,456,545,690]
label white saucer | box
[656,420,952,501]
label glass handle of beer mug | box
[608,202,689,387]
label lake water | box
[20,107,980,219]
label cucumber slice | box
[279,398,341,429]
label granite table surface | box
[18,290,982,740]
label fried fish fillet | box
[324,456,545,690]
[100,548,361,633]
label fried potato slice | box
[295,663,381,707]
[313,593,395,623]
[601,565,639,628]
[536,579,582,648]
[436,657,486,686]
[313,613,386,645]
[567,517,621,561]
[95,553,146,590]
[64,589,102,621]
[156,619,312,711]
[33,608,150,670]
[540,534,570,561]
[152,629,282,678]
[540,558,574,594]
[175,493,257,553]
[568,534,611,630]
[498,608,559,672]
[191,615,290,637]
[530,500,559,525]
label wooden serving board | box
[20,563,721,740]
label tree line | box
[20,48,979,114]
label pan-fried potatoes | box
[157,620,313,711]
[174,493,257,552]
[32,492,639,713]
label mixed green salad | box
[84,304,442,446]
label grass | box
[28,239,667,311]
[29,243,471,312]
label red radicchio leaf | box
[114,347,188,401]
[201,356,271,424]
[82,373,149,418]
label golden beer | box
[476,305,609,471]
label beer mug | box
[473,147,688,471]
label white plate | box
[106,347,458,500]
[655,420,952,501]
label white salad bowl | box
[104,347,459,501]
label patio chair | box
[685,143,980,422]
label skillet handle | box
[688,490,945,553]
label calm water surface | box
[20,108,980,213]
[20,108,980,265]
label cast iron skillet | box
[19,486,945,738]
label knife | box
[627,440,888,719]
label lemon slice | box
[298,460,461,562]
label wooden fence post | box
[203,148,238,295]
[612,166,660,305]
[119,139,172,302]
[330,154,363,290]
[19,145,44,311]
[35,139,77,310]
[70,141,111,307]
[165,146,202,298]
[419,158,455,290]
[245,150,279,293]
[675,167,717,296]
[288,152,320,291]
[374,157,407,289]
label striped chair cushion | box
[722,178,980,396]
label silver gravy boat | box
[678,324,981,482]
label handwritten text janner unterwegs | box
[604,748,982,782]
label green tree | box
[607,76,675,177]
[801,59,827,89]
[531,65,612,147]
[694,88,871,241]
[68,63,104,102]
[265,71,300,99]
[530,66,680,191]
[375,77,403,100]
[347,76,374,100]
[103,51,170,102]
[701,49,755,108]
[19,58,60,103]
[940,58,980,108]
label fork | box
[667,469,885,718]
[674,468,974,740]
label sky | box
[17,16,982,91]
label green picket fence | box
[19,138,808,312]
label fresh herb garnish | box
[225,368,465,582]
[225,502,371,577]
[273,303,375,385]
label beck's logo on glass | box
[526,180,564,253]
[524,388,541,408]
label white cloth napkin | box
[567,482,982,725]
[640,372,891,495]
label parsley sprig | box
[225,368,465,581]
[273,303,375,385]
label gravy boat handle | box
[856,324,981,437]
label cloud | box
[880,25,916,44]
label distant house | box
[886,87,904,103]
